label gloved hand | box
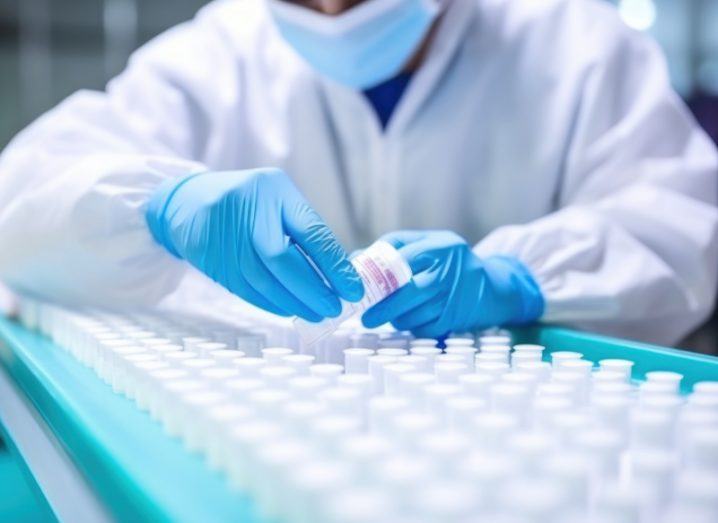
[361,230,544,338]
[146,168,364,322]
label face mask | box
[266,0,441,90]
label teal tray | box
[1,317,717,522]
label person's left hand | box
[361,230,544,338]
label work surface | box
[1,314,718,522]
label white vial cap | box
[339,434,393,463]
[592,370,626,385]
[694,381,718,396]
[645,371,683,392]
[476,361,510,377]
[282,401,327,431]
[444,337,475,347]
[558,359,593,376]
[287,376,329,399]
[551,351,583,368]
[232,357,266,377]
[148,344,184,356]
[392,412,440,445]
[402,354,429,372]
[593,382,633,397]
[223,377,265,398]
[500,478,566,518]
[199,367,240,382]
[326,488,397,523]
[445,396,488,430]
[376,348,408,358]
[310,363,344,380]
[398,372,435,405]
[376,454,436,490]
[193,341,228,357]
[533,396,573,423]
[434,362,470,384]
[480,344,511,354]
[490,383,531,414]
[318,387,363,417]
[208,349,245,364]
[261,347,294,364]
[511,351,542,366]
[289,461,352,504]
[282,354,315,374]
[476,352,509,364]
[231,420,283,448]
[410,346,442,359]
[149,367,189,381]
[417,430,471,463]
[513,343,545,353]
[458,450,521,483]
[640,380,679,398]
[479,334,512,346]
[139,337,173,348]
[413,481,481,518]
[180,358,217,374]
[599,359,634,380]
[472,412,520,448]
[458,373,495,397]
[508,431,553,464]
[336,374,373,397]
[435,353,465,365]
[259,365,298,389]
[445,346,477,368]
[410,338,438,347]
[310,415,362,448]
[515,361,552,381]
[502,372,538,389]
[368,396,410,434]
[424,384,461,418]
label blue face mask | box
[266,0,441,90]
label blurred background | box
[0,0,717,352]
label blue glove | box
[362,230,544,338]
[146,168,364,322]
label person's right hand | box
[145,168,364,321]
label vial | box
[294,241,413,346]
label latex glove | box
[362,230,544,337]
[146,168,364,321]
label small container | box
[343,348,375,374]
[261,347,294,365]
[599,359,634,382]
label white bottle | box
[294,241,413,347]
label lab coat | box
[0,0,716,345]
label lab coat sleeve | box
[474,23,718,345]
[0,6,240,308]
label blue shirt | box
[363,73,413,129]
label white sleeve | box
[0,5,241,308]
[475,22,718,346]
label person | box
[0,0,716,345]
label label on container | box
[294,241,412,347]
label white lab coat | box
[0,0,716,345]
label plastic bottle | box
[294,241,412,347]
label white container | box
[343,348,375,374]
[294,241,412,346]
